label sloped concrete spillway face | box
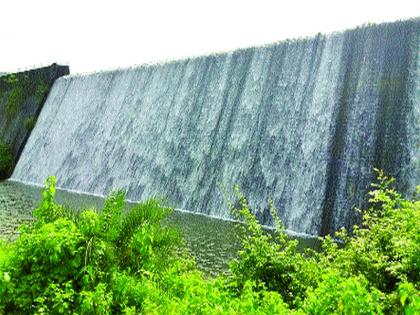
[12,20,420,236]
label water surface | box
[0,180,319,275]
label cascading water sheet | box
[12,19,419,235]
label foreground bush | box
[228,192,319,308]
[227,170,419,314]
[0,176,181,314]
[0,172,418,314]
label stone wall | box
[0,64,69,179]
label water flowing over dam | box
[12,19,419,235]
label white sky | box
[0,0,419,74]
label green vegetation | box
[34,82,49,105]
[0,171,418,314]
[23,116,37,132]
[3,87,25,120]
[1,75,24,120]
[1,76,50,123]
[3,74,18,85]
[0,141,13,179]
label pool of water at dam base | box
[0,180,320,275]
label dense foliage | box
[3,87,24,120]
[23,116,37,132]
[0,73,50,125]
[0,141,13,179]
[0,171,418,314]
[34,83,49,105]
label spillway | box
[12,19,420,235]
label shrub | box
[34,82,49,105]
[142,272,295,315]
[398,282,420,315]
[228,188,320,308]
[318,170,420,294]
[23,116,37,131]
[0,176,182,314]
[303,271,383,314]
[0,172,418,314]
[4,74,18,85]
[0,140,13,179]
[227,171,419,313]
[3,86,24,120]
[310,170,419,314]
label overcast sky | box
[1,0,419,74]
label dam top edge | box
[57,16,420,81]
[0,63,70,78]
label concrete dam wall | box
[12,20,419,235]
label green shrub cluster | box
[34,83,49,105]
[1,77,49,124]
[3,87,24,120]
[23,116,37,132]
[0,171,418,314]
[228,170,419,314]
[0,141,13,179]
[0,177,181,314]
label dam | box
[11,19,420,235]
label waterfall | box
[11,19,419,235]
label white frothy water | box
[12,19,419,235]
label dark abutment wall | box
[0,64,70,178]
